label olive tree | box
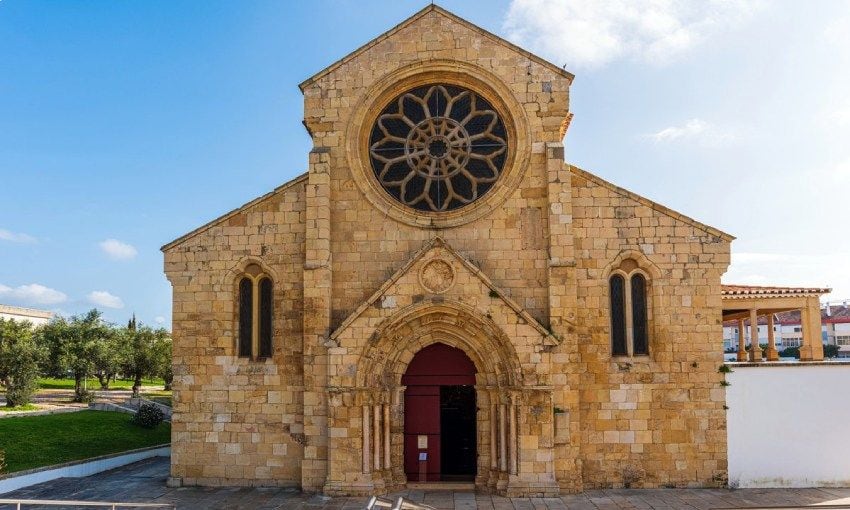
[0,318,45,407]
[119,325,170,397]
[38,310,110,401]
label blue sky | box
[2,0,849,327]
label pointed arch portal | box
[402,343,477,482]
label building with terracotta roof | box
[722,302,850,358]
[0,303,54,327]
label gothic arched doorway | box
[401,342,477,482]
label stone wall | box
[163,4,732,496]
[569,166,730,488]
[164,177,307,486]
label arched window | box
[608,259,651,357]
[609,274,627,356]
[237,264,274,360]
[631,273,648,355]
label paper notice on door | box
[417,435,428,449]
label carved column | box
[383,403,391,471]
[362,404,370,474]
[766,314,779,361]
[490,401,498,471]
[373,404,382,472]
[508,396,518,475]
[499,403,508,472]
[749,309,762,362]
[737,318,748,362]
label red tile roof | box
[722,284,831,297]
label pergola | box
[722,285,831,362]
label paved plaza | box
[2,458,850,509]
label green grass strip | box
[0,410,170,473]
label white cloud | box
[503,0,761,69]
[154,316,166,325]
[0,283,67,305]
[824,14,850,47]
[0,228,36,243]
[87,290,125,309]
[98,239,137,260]
[642,118,737,147]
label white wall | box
[727,363,850,487]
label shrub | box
[780,346,800,358]
[824,344,840,358]
[132,403,164,429]
[75,389,96,403]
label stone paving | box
[2,458,850,509]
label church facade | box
[162,6,731,497]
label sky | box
[2,0,849,328]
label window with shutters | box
[608,259,651,357]
[236,263,274,360]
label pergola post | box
[737,318,748,362]
[799,297,824,361]
[749,308,762,362]
[765,314,779,361]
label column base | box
[765,347,779,361]
[736,351,748,362]
[748,348,763,362]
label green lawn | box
[0,403,38,413]
[0,410,170,473]
[141,390,173,407]
[38,377,166,390]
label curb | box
[0,445,170,495]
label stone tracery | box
[369,84,508,212]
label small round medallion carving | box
[419,259,455,294]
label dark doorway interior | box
[402,343,477,482]
[440,385,477,480]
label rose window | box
[369,84,508,212]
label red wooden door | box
[401,343,476,482]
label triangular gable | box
[161,172,308,252]
[329,237,561,345]
[298,4,574,92]
[569,164,735,242]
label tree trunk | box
[74,373,84,402]
[3,377,12,407]
[97,371,109,390]
[132,373,142,397]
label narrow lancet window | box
[259,277,273,358]
[631,273,648,356]
[610,274,627,356]
[238,277,253,357]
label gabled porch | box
[722,285,831,362]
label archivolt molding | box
[345,59,532,229]
[220,256,279,288]
[356,299,523,390]
[602,249,662,280]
